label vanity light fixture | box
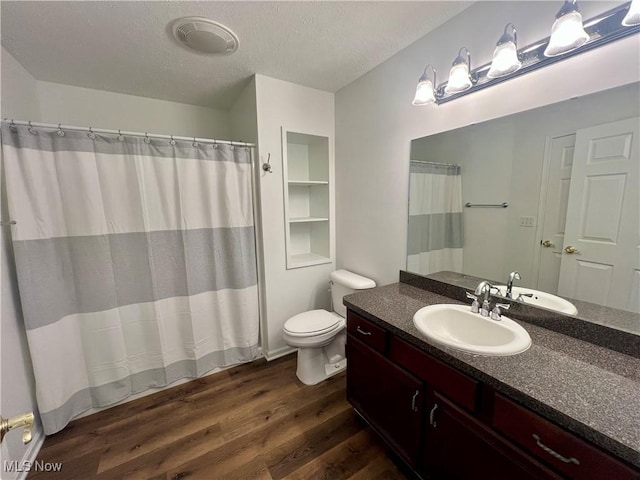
[412,2,639,106]
[412,65,437,105]
[487,23,522,78]
[544,0,590,57]
[622,0,640,26]
[444,47,473,94]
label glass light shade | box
[445,63,472,94]
[487,42,522,78]
[544,11,589,57]
[622,0,640,26]
[412,79,436,105]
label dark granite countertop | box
[344,282,640,469]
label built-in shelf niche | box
[282,128,332,269]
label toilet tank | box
[330,270,376,317]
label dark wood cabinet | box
[426,392,560,479]
[345,309,639,480]
[492,394,640,480]
[346,334,423,468]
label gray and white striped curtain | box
[1,124,259,435]
[407,161,463,275]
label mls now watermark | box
[4,460,63,473]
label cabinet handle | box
[356,326,372,336]
[532,434,580,465]
[429,403,438,427]
[411,390,419,412]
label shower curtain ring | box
[9,119,17,132]
[144,132,150,144]
[192,137,198,147]
[88,127,96,139]
[117,129,124,142]
[28,121,36,135]
[56,124,65,137]
[170,135,176,146]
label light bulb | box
[622,0,640,26]
[444,48,472,94]
[544,2,589,57]
[487,24,522,78]
[413,79,436,105]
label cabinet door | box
[346,334,423,469]
[426,393,560,480]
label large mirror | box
[408,82,639,331]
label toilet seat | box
[283,309,343,337]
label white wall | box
[230,78,258,145]
[37,81,231,139]
[335,1,640,287]
[254,74,335,358]
[0,48,43,478]
[1,48,41,121]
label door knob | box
[564,245,579,254]
[541,240,554,248]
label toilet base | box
[295,343,346,386]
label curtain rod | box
[2,119,256,148]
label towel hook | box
[262,153,273,173]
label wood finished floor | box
[30,354,409,480]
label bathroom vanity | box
[344,274,640,479]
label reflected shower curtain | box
[407,161,463,275]
[1,123,259,434]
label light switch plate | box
[519,216,536,227]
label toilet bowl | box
[282,270,375,385]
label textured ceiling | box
[1,1,471,109]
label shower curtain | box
[1,123,259,435]
[407,161,463,275]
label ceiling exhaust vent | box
[171,17,239,55]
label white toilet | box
[283,269,376,385]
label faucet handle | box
[465,292,479,313]
[490,303,510,321]
[516,293,534,302]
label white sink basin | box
[494,286,578,315]
[412,304,531,356]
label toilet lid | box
[284,309,342,335]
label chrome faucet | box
[506,271,521,299]
[474,281,494,317]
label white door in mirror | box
[412,304,531,356]
[559,117,640,313]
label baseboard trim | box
[14,424,45,480]
[263,346,296,361]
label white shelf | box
[282,128,332,269]
[288,180,329,186]
[288,253,332,269]
[289,216,329,223]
